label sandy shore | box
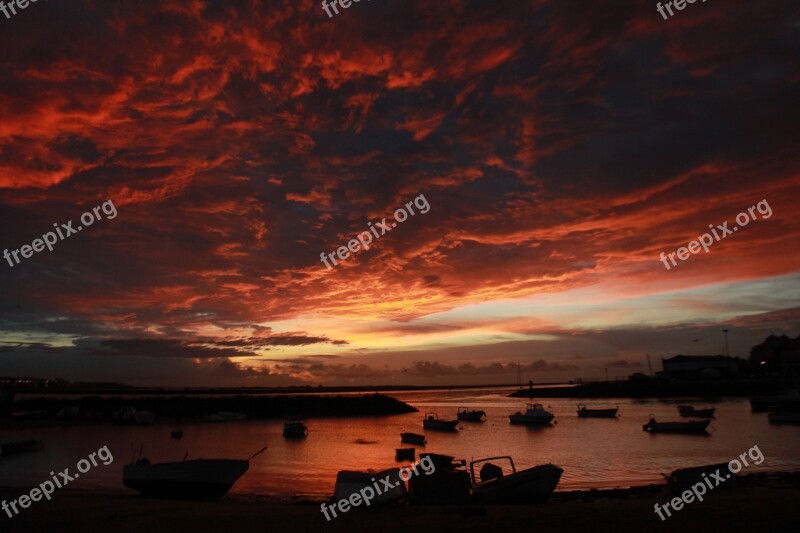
[1,484,799,532]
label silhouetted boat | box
[0,440,41,458]
[283,417,308,437]
[395,448,415,461]
[643,417,709,433]
[457,407,486,421]
[768,409,800,424]
[401,432,426,446]
[750,387,800,411]
[170,430,184,440]
[124,459,249,499]
[678,406,715,418]
[509,403,554,425]
[422,413,459,431]
[469,456,562,504]
[123,446,265,499]
[577,404,618,418]
[333,468,407,504]
[668,463,737,493]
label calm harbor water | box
[2,387,800,498]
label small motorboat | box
[395,448,415,461]
[577,404,618,418]
[509,404,554,425]
[283,417,308,438]
[750,387,800,412]
[400,432,426,446]
[333,469,407,504]
[677,406,716,418]
[0,440,42,458]
[457,407,486,422]
[643,417,710,433]
[768,409,800,424]
[469,456,563,504]
[171,430,184,440]
[422,413,459,431]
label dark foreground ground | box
[1,485,799,533]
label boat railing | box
[469,455,517,484]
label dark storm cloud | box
[0,0,797,385]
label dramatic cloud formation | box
[0,0,798,386]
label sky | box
[0,0,799,387]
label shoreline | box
[2,476,799,531]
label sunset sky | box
[0,0,798,387]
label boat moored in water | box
[750,387,800,412]
[457,407,486,422]
[768,409,800,424]
[422,413,459,431]
[400,432,426,446]
[283,417,309,437]
[643,417,710,433]
[577,404,619,418]
[509,403,555,425]
[333,468,408,504]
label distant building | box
[660,355,745,378]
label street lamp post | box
[722,329,730,357]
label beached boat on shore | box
[509,403,554,425]
[469,456,562,504]
[124,459,249,499]
[401,432,426,446]
[123,446,265,499]
[677,406,716,418]
[643,417,710,433]
[577,404,618,418]
[333,468,407,504]
[457,407,486,422]
[422,413,459,431]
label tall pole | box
[722,329,730,357]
